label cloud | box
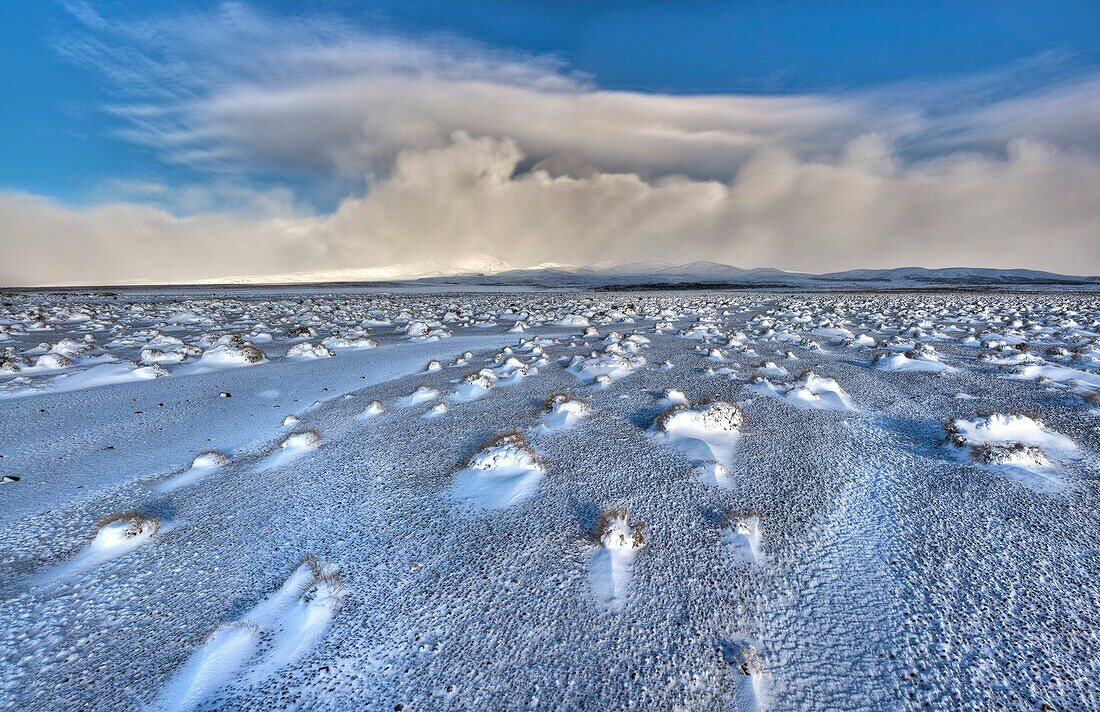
[5,132,1099,285]
[58,3,1100,179]
[2,1,1096,285]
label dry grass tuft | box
[96,509,160,537]
[591,507,646,548]
[722,507,762,529]
[468,430,544,467]
[297,554,346,612]
[541,392,586,412]
[653,403,688,432]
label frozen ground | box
[1,289,1098,710]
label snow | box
[157,451,228,493]
[536,394,590,432]
[723,510,766,566]
[256,430,322,471]
[750,371,858,411]
[873,349,957,373]
[355,400,384,420]
[945,413,1079,492]
[451,433,546,510]
[588,510,646,611]
[397,385,440,407]
[153,558,344,711]
[36,513,160,585]
[1,288,1099,710]
[3,361,166,398]
[654,400,744,487]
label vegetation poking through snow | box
[592,507,646,549]
[541,391,585,412]
[95,510,160,538]
[655,398,744,433]
[467,430,544,469]
[297,554,347,613]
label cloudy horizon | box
[2,1,1099,285]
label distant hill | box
[408,262,1100,290]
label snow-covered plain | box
[1,288,1099,710]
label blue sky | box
[4,0,1099,202]
[1,1,1099,283]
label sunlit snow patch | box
[536,393,590,432]
[37,511,159,585]
[1012,363,1100,389]
[555,314,591,328]
[285,342,335,359]
[2,361,168,399]
[451,432,545,510]
[751,371,857,412]
[653,400,744,488]
[450,371,493,403]
[723,509,766,566]
[726,641,770,712]
[257,430,321,472]
[565,350,646,386]
[587,509,646,611]
[355,400,385,420]
[153,557,344,712]
[187,337,265,372]
[872,345,957,373]
[944,413,1079,492]
[398,385,439,407]
[154,623,259,712]
[158,451,229,492]
[423,402,448,419]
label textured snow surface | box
[1,289,1099,710]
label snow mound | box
[286,342,335,360]
[258,430,321,471]
[320,335,377,350]
[566,349,646,386]
[195,337,266,369]
[872,345,957,373]
[588,508,646,611]
[38,511,159,585]
[723,509,766,566]
[555,314,591,328]
[398,385,440,407]
[537,393,590,432]
[752,371,857,412]
[944,413,1078,492]
[1013,363,1100,389]
[355,400,384,420]
[159,451,229,492]
[450,371,494,402]
[154,557,344,711]
[451,432,546,510]
[423,402,448,419]
[654,400,744,487]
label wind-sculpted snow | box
[451,432,546,510]
[944,413,1080,492]
[587,508,646,611]
[0,288,1099,710]
[654,399,745,488]
[535,392,590,432]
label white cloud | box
[5,132,1098,285]
[2,2,1097,285]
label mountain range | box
[91,255,1100,290]
[407,260,1100,290]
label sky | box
[1,1,1099,285]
